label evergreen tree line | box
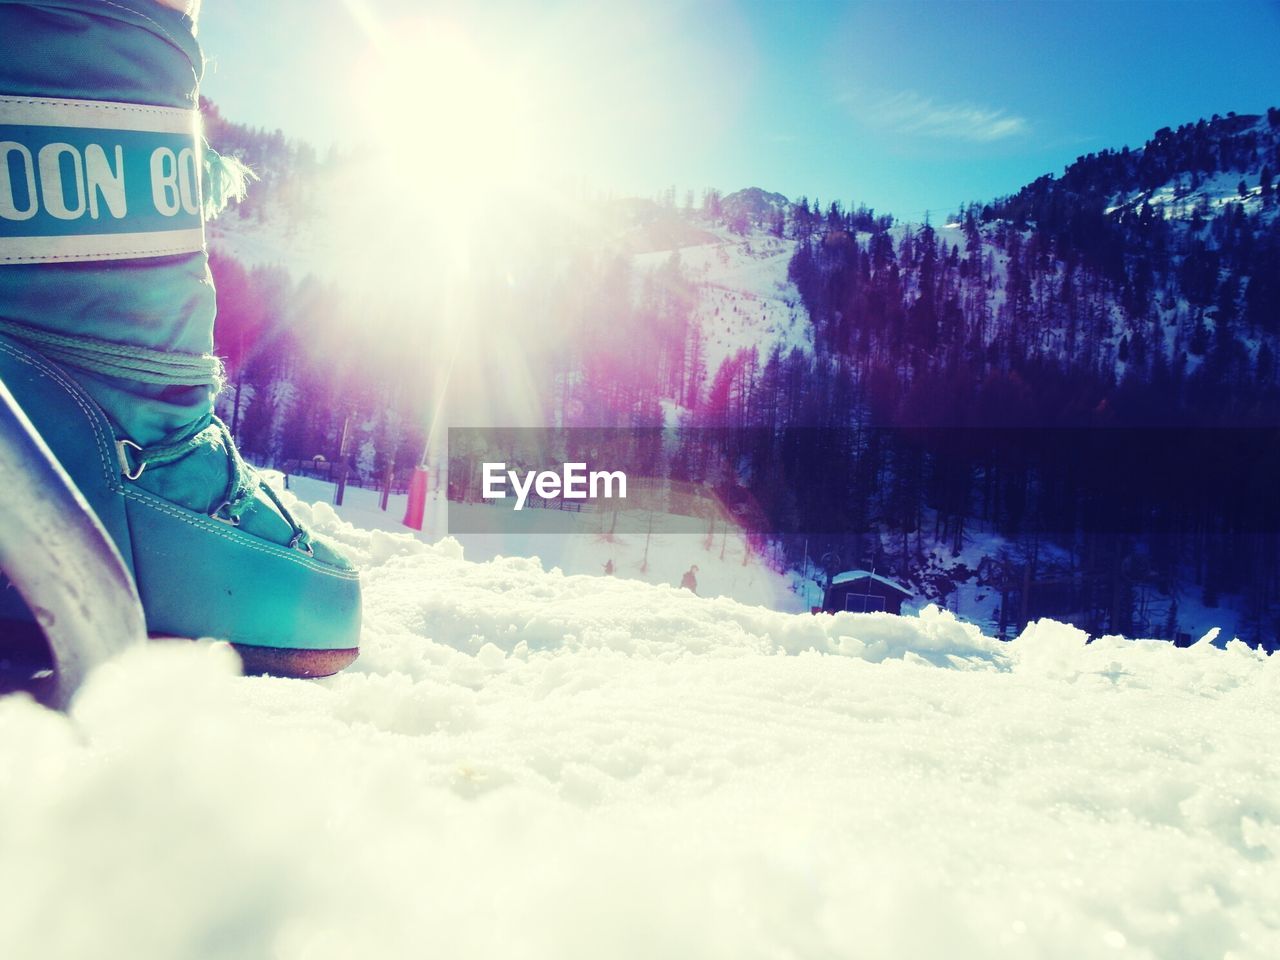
[209,251,427,483]
[766,111,1280,641]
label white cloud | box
[846,90,1030,142]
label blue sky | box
[198,0,1280,220]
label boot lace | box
[0,318,314,556]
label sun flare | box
[348,19,549,233]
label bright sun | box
[347,17,550,236]
[326,10,572,445]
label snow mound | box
[2,515,1279,959]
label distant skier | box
[603,559,614,576]
[680,564,699,594]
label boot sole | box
[230,642,359,679]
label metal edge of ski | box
[0,377,146,708]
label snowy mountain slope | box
[2,500,1278,959]
[1103,115,1278,224]
[1106,167,1272,222]
[209,189,814,402]
[720,186,791,228]
[633,227,812,376]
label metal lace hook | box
[209,501,241,526]
[115,439,146,481]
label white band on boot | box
[0,95,205,264]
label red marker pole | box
[403,466,429,530]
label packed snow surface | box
[2,499,1279,959]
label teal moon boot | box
[0,0,361,676]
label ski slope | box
[633,227,812,376]
[2,493,1279,959]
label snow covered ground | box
[3,488,1280,959]
[282,476,804,611]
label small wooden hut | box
[823,570,912,615]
